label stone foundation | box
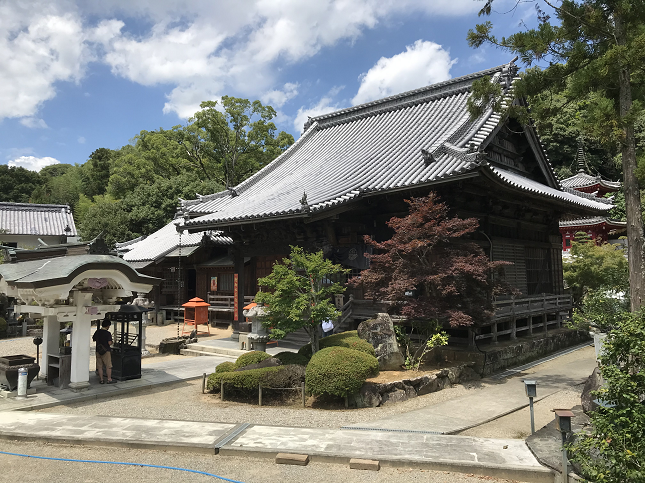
[437,329,591,376]
[350,362,480,408]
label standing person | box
[92,319,115,384]
[321,318,334,338]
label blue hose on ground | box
[0,450,245,482]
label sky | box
[0,0,539,172]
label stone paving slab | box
[0,355,233,411]
[0,411,236,451]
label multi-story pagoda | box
[559,143,626,251]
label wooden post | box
[467,328,476,348]
[302,382,306,407]
[345,395,349,408]
[543,313,548,335]
[259,384,262,406]
[528,317,533,336]
[202,373,206,394]
[491,322,498,344]
[221,379,225,401]
[510,319,517,340]
[232,249,245,341]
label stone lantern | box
[244,303,271,352]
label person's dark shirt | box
[92,328,112,352]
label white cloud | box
[0,2,88,120]
[19,117,48,129]
[293,93,343,134]
[8,155,60,172]
[261,83,299,108]
[0,0,480,121]
[77,136,85,144]
[352,40,457,106]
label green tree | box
[31,164,83,210]
[468,0,645,311]
[81,148,113,198]
[0,165,41,203]
[564,233,629,306]
[569,310,645,482]
[255,246,349,355]
[77,195,134,248]
[176,97,294,187]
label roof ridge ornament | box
[300,191,310,213]
[421,149,436,167]
[228,187,238,197]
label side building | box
[0,202,77,249]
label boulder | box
[357,313,404,371]
[381,388,409,406]
[353,382,382,408]
[581,366,604,413]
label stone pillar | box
[510,319,517,340]
[41,315,60,378]
[69,291,92,391]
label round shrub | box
[274,351,309,366]
[235,351,272,368]
[215,361,236,373]
[305,346,379,397]
[298,330,376,359]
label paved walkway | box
[0,355,233,411]
[346,344,596,434]
[0,411,553,483]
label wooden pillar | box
[543,313,548,335]
[528,317,533,336]
[232,248,245,341]
[491,322,498,344]
[467,328,476,348]
[510,318,517,340]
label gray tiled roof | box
[121,219,232,263]
[559,216,627,228]
[181,62,610,228]
[0,202,77,236]
[560,170,621,191]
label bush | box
[305,346,379,397]
[297,330,376,358]
[206,364,305,392]
[0,317,6,338]
[274,351,309,366]
[235,351,272,369]
[215,361,236,373]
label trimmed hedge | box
[235,351,273,368]
[297,330,376,359]
[274,351,309,366]
[305,346,379,397]
[215,361,236,373]
[206,364,305,392]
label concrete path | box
[0,354,233,411]
[0,411,553,483]
[347,344,596,434]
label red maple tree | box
[355,193,511,327]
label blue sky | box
[0,0,539,172]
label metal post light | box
[524,379,537,434]
[33,337,43,380]
[554,409,575,483]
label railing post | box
[302,382,306,407]
[491,322,498,344]
[511,318,517,340]
[543,313,548,335]
[528,317,533,336]
[259,384,262,406]
[221,379,225,401]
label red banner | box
[233,273,239,321]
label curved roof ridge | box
[307,63,514,131]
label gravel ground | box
[0,439,527,483]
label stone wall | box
[350,362,480,408]
[436,329,591,376]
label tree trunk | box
[616,12,645,312]
[310,323,320,355]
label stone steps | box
[179,348,237,358]
[182,343,246,358]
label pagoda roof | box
[559,216,627,229]
[560,170,621,191]
[180,61,611,230]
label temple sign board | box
[0,255,159,391]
